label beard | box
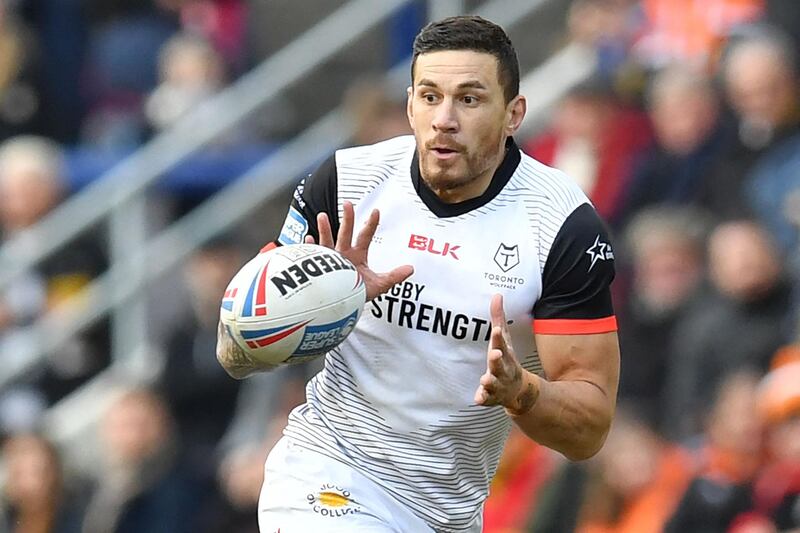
[417,130,505,195]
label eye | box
[462,95,478,105]
[423,93,438,104]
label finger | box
[489,295,514,354]
[316,213,334,248]
[337,201,355,252]
[383,265,415,287]
[354,209,380,250]
[366,267,413,301]
[365,265,415,301]
[474,385,490,405]
[487,347,505,377]
[304,234,316,244]
[489,324,508,354]
[480,372,498,391]
[490,294,506,329]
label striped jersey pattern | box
[283,135,590,532]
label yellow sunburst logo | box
[318,491,350,507]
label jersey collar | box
[410,137,521,218]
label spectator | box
[155,0,248,74]
[764,0,800,70]
[525,79,651,223]
[81,387,207,533]
[81,0,178,148]
[665,370,764,533]
[0,1,45,140]
[530,408,693,533]
[663,220,793,439]
[730,350,800,531]
[616,206,709,432]
[210,362,319,533]
[566,0,643,84]
[206,445,263,533]
[0,433,85,533]
[699,29,800,220]
[341,76,411,146]
[0,136,108,406]
[633,0,764,70]
[482,428,557,532]
[619,65,729,225]
[144,32,226,134]
[158,237,244,478]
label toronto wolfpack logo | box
[493,243,520,272]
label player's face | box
[408,50,525,202]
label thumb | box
[367,265,414,301]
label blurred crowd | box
[0,0,799,532]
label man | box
[217,16,620,532]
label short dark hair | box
[412,16,520,104]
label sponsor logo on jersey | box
[270,253,356,297]
[408,234,460,260]
[484,243,525,290]
[371,281,509,342]
[293,178,307,208]
[306,483,362,518]
[493,243,520,272]
[585,235,614,271]
[278,206,309,245]
[292,309,359,356]
[241,260,271,317]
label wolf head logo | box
[494,244,520,272]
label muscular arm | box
[509,332,619,460]
[475,202,619,460]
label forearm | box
[216,322,277,379]
[509,371,614,461]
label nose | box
[432,99,458,133]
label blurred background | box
[0,0,798,532]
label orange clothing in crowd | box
[636,0,764,66]
[483,433,556,533]
[576,446,695,533]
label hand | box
[474,294,539,416]
[305,201,414,301]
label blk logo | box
[408,234,460,260]
[494,243,519,272]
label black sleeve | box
[276,154,339,245]
[533,203,616,320]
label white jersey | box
[275,135,616,532]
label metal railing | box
[0,0,413,385]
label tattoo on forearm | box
[508,382,537,417]
[221,339,255,368]
[217,322,259,375]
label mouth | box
[429,146,461,160]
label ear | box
[505,95,527,136]
[406,86,415,130]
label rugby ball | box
[219,243,366,365]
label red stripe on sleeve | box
[533,316,618,335]
[260,242,279,253]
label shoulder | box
[513,151,592,222]
[510,151,596,256]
